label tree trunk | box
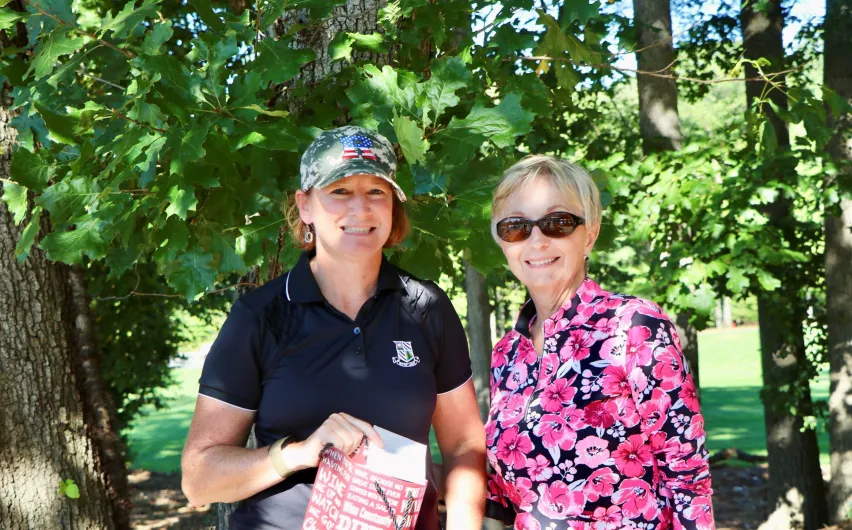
[632,0,699,390]
[68,264,132,528]
[465,260,493,422]
[0,82,116,529]
[633,0,681,152]
[741,1,829,528]
[824,0,852,522]
[217,2,390,527]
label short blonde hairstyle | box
[491,155,602,235]
[286,191,410,251]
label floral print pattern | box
[486,279,714,530]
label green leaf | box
[254,38,316,86]
[465,229,505,275]
[27,30,84,80]
[760,118,778,156]
[347,65,420,123]
[393,112,428,165]
[141,21,173,56]
[33,102,77,145]
[328,31,355,61]
[1,182,29,224]
[167,126,208,175]
[100,0,159,39]
[726,269,750,294]
[756,270,781,291]
[165,182,198,220]
[435,93,534,164]
[417,56,471,123]
[259,0,287,28]
[241,104,290,118]
[348,32,390,53]
[189,0,226,33]
[236,217,283,267]
[37,178,100,223]
[10,148,52,191]
[64,481,79,499]
[208,226,246,274]
[168,249,216,301]
[15,205,42,262]
[232,122,315,151]
[559,0,599,27]
[0,9,26,30]
[40,216,107,264]
[127,101,167,128]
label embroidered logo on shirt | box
[392,341,419,367]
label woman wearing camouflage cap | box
[182,126,486,529]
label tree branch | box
[23,0,135,59]
[516,55,801,85]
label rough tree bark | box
[632,0,699,391]
[741,1,828,528]
[68,264,132,528]
[464,260,493,422]
[0,27,118,528]
[824,0,852,522]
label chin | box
[327,238,386,259]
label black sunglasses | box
[496,211,585,242]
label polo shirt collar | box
[514,277,601,338]
[285,251,404,303]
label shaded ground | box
[130,464,847,530]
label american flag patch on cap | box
[340,135,378,160]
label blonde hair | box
[286,191,410,251]
[491,155,602,235]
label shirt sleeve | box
[485,467,517,525]
[626,304,716,530]
[198,299,264,411]
[429,284,473,394]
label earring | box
[304,225,314,244]
[584,255,590,277]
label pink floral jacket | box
[485,278,715,530]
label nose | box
[526,225,549,249]
[348,191,369,213]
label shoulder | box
[391,264,451,322]
[605,291,673,327]
[234,273,290,314]
[235,272,300,343]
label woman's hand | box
[288,413,384,470]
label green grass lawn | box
[126,327,830,472]
[698,327,829,466]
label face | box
[296,174,394,260]
[493,177,598,295]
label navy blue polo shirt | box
[198,252,472,530]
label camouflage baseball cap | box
[299,126,406,202]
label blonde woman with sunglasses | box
[484,155,715,530]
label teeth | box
[529,258,556,266]
[343,227,371,234]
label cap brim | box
[324,160,407,202]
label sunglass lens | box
[540,213,577,238]
[498,220,532,242]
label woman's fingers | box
[325,414,363,454]
[337,413,384,449]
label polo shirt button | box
[354,327,361,335]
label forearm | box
[182,440,311,506]
[442,442,487,530]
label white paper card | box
[367,426,428,485]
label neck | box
[310,249,383,318]
[529,271,586,329]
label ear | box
[584,223,600,257]
[295,190,312,225]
